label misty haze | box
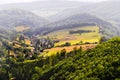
[0,0,120,80]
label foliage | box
[1,37,120,80]
[69,29,94,34]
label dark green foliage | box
[39,37,120,80]
[0,68,8,80]
[57,42,71,47]
[61,42,71,47]
[99,36,109,43]
[69,30,93,34]
[2,37,120,80]
[34,38,54,52]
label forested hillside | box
[40,37,120,80]
[1,37,120,80]
[0,0,120,80]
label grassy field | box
[44,25,101,47]
[40,25,101,57]
[43,44,97,57]
[14,26,30,32]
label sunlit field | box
[43,44,97,57]
[44,26,101,47]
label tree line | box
[1,37,120,80]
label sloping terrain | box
[0,9,48,29]
[0,0,90,17]
[34,13,118,38]
[4,37,120,80]
[0,26,15,40]
[0,9,49,37]
[44,26,100,46]
[42,26,100,57]
[0,0,119,38]
[0,9,50,42]
[39,37,120,80]
[49,0,120,22]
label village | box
[7,34,54,58]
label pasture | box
[44,26,101,47]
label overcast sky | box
[0,0,108,4]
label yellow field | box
[14,26,30,32]
[44,26,101,47]
[43,44,97,57]
[24,39,31,45]
[38,25,101,57]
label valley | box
[2,25,100,58]
[44,26,100,46]
[41,25,100,57]
[0,0,120,80]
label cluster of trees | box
[0,48,70,80]
[40,37,120,80]
[1,35,55,61]
[57,42,71,47]
[69,30,94,34]
[1,37,120,80]
[34,37,54,52]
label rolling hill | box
[42,25,100,57]
[0,0,119,38]
[4,37,120,80]
[0,9,49,40]
[0,9,48,30]
[0,26,15,40]
[0,0,91,17]
[0,0,120,25]
[38,37,120,80]
[49,0,120,22]
[0,1,120,80]
[34,13,119,38]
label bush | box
[61,42,71,47]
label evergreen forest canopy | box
[0,37,120,80]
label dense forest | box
[0,37,120,80]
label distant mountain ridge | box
[49,0,120,22]
[0,0,119,38]
[0,9,118,39]
[0,9,49,40]
[0,0,120,22]
[0,9,48,29]
[34,13,119,38]
[0,0,91,17]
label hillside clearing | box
[14,26,30,32]
[43,44,97,57]
[42,26,101,47]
